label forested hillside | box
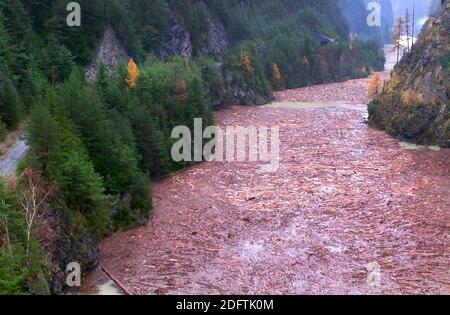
[369,0,449,147]
[0,0,386,294]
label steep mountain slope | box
[369,0,450,147]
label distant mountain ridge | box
[339,0,394,44]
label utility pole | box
[405,9,411,51]
[412,0,416,47]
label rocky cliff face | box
[369,0,450,147]
[86,1,228,80]
[85,26,130,81]
[84,3,269,107]
[41,204,99,294]
[154,11,193,60]
[155,1,228,59]
[194,1,228,57]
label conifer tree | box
[391,17,406,63]
[0,78,22,129]
[27,105,60,171]
[0,14,12,75]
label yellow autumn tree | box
[272,63,282,81]
[386,72,400,94]
[272,63,283,90]
[401,89,423,107]
[302,56,309,67]
[367,73,383,99]
[125,58,140,89]
[401,90,414,107]
[241,51,252,72]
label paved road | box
[0,139,28,176]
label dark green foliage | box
[55,151,110,234]
[207,0,384,89]
[198,58,225,108]
[23,58,213,232]
[25,70,153,231]
[27,105,60,169]
[0,179,49,295]
[0,77,23,129]
[129,0,170,52]
[128,103,168,177]
[0,13,13,76]
[41,40,75,84]
[111,58,215,176]
[27,105,111,235]
[442,54,450,69]
[0,118,7,141]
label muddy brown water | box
[81,77,450,295]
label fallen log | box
[101,266,133,295]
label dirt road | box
[83,76,450,295]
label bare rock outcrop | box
[154,11,193,60]
[155,1,228,59]
[85,26,130,81]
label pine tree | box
[391,17,406,64]
[27,105,60,171]
[129,104,167,176]
[95,63,110,99]
[0,78,22,130]
[21,55,49,107]
[56,150,110,235]
[0,13,12,75]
